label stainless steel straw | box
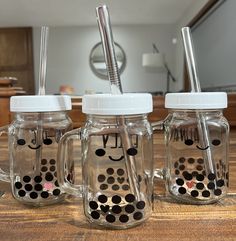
[181,27,216,177]
[96,5,140,200]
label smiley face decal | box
[95,147,138,161]
[17,130,53,150]
[184,138,221,150]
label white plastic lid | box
[165,92,227,109]
[10,95,72,112]
[82,93,153,115]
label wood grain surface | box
[0,131,235,241]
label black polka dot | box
[179,165,185,171]
[34,184,43,191]
[49,159,56,165]
[179,157,185,163]
[122,185,129,191]
[100,205,110,213]
[196,182,204,190]
[214,189,222,196]
[178,187,186,194]
[100,184,108,190]
[202,190,210,197]
[207,182,215,190]
[95,149,106,157]
[183,171,193,181]
[17,139,26,145]
[55,181,59,187]
[89,201,98,210]
[196,174,204,181]
[112,205,122,214]
[107,176,115,184]
[202,171,206,176]
[191,190,199,197]
[188,158,195,164]
[125,204,135,213]
[18,190,26,197]
[208,173,216,181]
[25,184,33,191]
[41,191,49,198]
[185,139,193,146]
[43,138,53,145]
[125,194,135,203]
[15,182,22,189]
[119,215,129,223]
[112,185,119,191]
[106,214,116,223]
[30,192,38,199]
[133,212,143,220]
[50,166,56,172]
[196,165,203,171]
[136,201,145,210]
[175,170,180,175]
[91,211,100,219]
[192,171,198,177]
[23,176,31,183]
[127,148,137,156]
[212,139,221,146]
[106,168,114,175]
[197,158,204,164]
[41,159,47,165]
[54,172,57,177]
[97,174,106,182]
[174,162,178,168]
[112,195,121,204]
[98,195,107,203]
[45,172,54,181]
[216,179,225,187]
[41,166,48,172]
[53,189,61,196]
[176,178,184,186]
[117,168,125,176]
[34,176,42,183]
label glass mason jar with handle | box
[155,92,229,204]
[57,93,154,229]
[0,95,73,206]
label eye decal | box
[127,148,138,156]
[212,139,221,146]
[43,138,53,145]
[95,148,106,157]
[184,139,194,146]
[17,139,26,145]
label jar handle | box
[57,128,83,197]
[0,125,10,182]
[151,119,169,181]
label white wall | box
[192,0,236,90]
[33,24,175,95]
[172,0,208,91]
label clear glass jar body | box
[164,109,229,204]
[9,111,73,206]
[81,114,153,229]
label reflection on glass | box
[89,42,126,80]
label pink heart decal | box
[186,181,194,189]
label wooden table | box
[0,130,236,241]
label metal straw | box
[96,5,140,200]
[181,27,216,177]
